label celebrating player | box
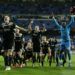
[1,15,26,70]
[52,14,74,67]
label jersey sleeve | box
[67,16,74,28]
[52,18,61,29]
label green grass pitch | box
[0,54,75,75]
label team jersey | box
[1,22,15,50]
[29,30,41,52]
[14,33,23,42]
[31,30,41,45]
[49,40,57,49]
[1,22,15,39]
[41,41,49,53]
[14,33,23,51]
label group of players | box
[0,14,74,71]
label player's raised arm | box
[71,15,74,22]
[67,15,75,27]
[52,13,61,28]
[41,24,47,32]
[15,25,28,32]
[28,20,34,32]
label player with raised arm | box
[52,14,74,67]
[1,15,27,70]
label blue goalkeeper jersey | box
[53,16,74,48]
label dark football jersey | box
[41,42,49,53]
[31,30,41,45]
[14,33,23,42]
[29,30,41,52]
[1,22,15,40]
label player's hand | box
[28,19,34,27]
[43,24,45,27]
[42,24,46,31]
[28,19,33,31]
[30,20,34,24]
[52,12,55,19]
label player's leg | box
[37,52,40,63]
[52,48,55,63]
[67,47,72,67]
[12,50,16,67]
[48,51,52,66]
[22,50,26,67]
[4,50,9,70]
[32,52,36,67]
[8,49,13,68]
[3,40,13,70]
[59,44,66,67]
[55,49,60,66]
[48,55,52,66]
[56,54,59,66]
[4,49,13,71]
[59,49,66,67]
[18,50,23,67]
[40,51,45,67]
[66,42,72,67]
[14,51,19,67]
[62,51,66,67]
